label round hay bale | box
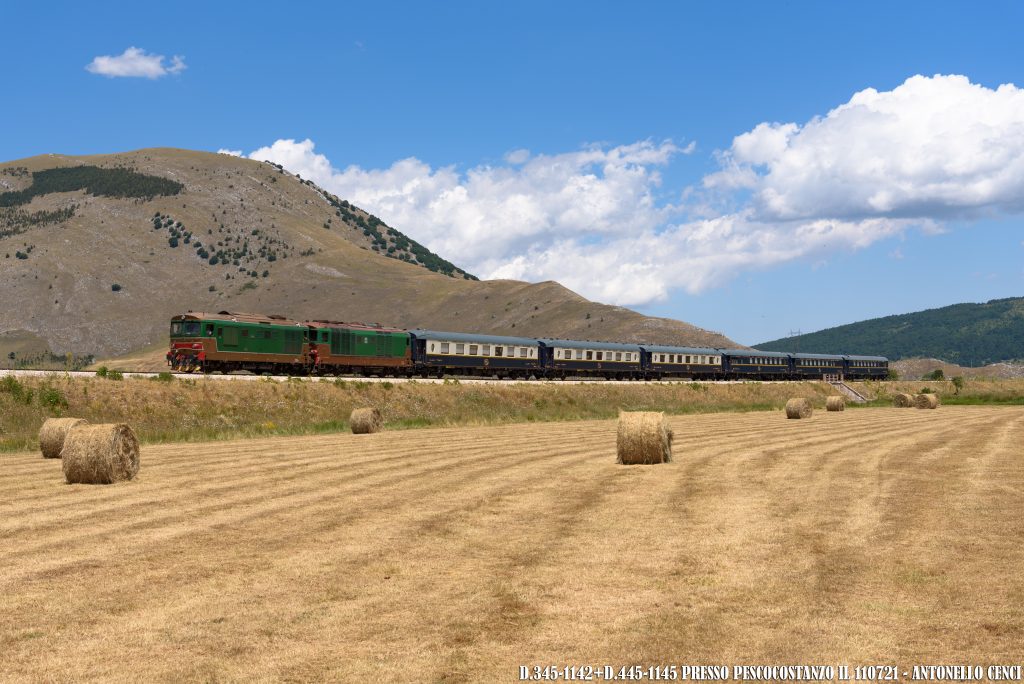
[39,417,88,459]
[785,398,813,419]
[914,393,940,409]
[350,407,383,434]
[617,411,672,465]
[61,423,140,485]
[825,396,846,412]
[892,392,915,408]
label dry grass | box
[2,406,1023,680]
[1,375,849,452]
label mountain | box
[1,148,738,366]
[755,298,1024,366]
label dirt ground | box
[2,407,1023,681]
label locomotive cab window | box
[205,324,214,336]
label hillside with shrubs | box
[0,148,735,364]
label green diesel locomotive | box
[168,312,410,375]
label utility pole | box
[789,329,802,354]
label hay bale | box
[350,407,383,434]
[892,392,915,408]
[785,398,813,419]
[826,396,846,412]
[914,393,940,409]
[38,417,88,459]
[61,423,140,484]
[617,411,672,464]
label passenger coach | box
[843,355,888,380]
[721,349,790,380]
[641,345,722,380]
[790,352,845,379]
[539,339,643,379]
[409,330,542,379]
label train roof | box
[409,329,540,346]
[538,338,643,352]
[306,319,406,333]
[174,311,305,326]
[641,344,720,354]
[789,352,845,360]
[720,348,790,358]
[843,354,888,362]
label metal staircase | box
[823,374,868,403]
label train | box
[167,311,888,381]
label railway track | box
[0,368,818,385]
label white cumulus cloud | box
[86,47,186,79]
[217,149,243,157]
[248,138,686,275]
[708,74,1024,222]
[234,75,1024,306]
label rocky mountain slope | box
[1,148,736,365]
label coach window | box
[440,343,450,354]
[456,343,465,355]
[519,347,528,358]
[482,345,491,356]
[583,351,591,360]
[469,345,478,355]
[495,346,504,357]
[614,352,621,361]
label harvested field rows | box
[2,407,1023,681]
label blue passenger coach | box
[408,329,542,378]
[790,353,845,379]
[843,355,888,380]
[641,345,722,380]
[538,339,643,379]
[721,349,791,380]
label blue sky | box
[5,1,1024,344]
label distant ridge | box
[756,297,1024,366]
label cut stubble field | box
[2,406,1023,681]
